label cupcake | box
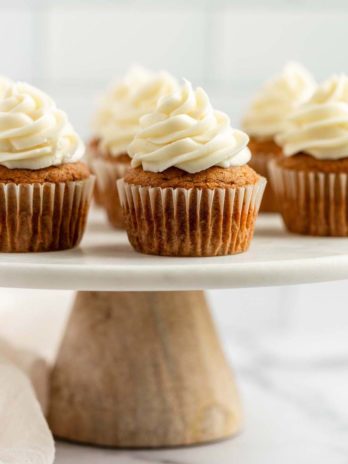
[118,80,266,257]
[85,137,103,206]
[92,67,178,228]
[0,80,94,252]
[242,62,316,212]
[271,75,348,236]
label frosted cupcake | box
[271,75,348,236]
[85,138,103,207]
[242,63,316,212]
[92,67,178,228]
[118,80,266,257]
[0,81,94,252]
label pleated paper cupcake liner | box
[0,176,95,252]
[85,142,103,207]
[269,160,348,236]
[249,153,279,213]
[93,158,129,229]
[117,178,266,257]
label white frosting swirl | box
[95,67,179,156]
[242,62,316,139]
[276,75,348,159]
[0,82,84,170]
[128,80,251,173]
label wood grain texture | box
[48,291,242,447]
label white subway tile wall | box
[0,0,347,334]
[212,8,348,85]
[0,8,34,82]
[1,0,348,135]
[45,5,208,82]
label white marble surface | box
[1,286,348,463]
[52,327,348,464]
[1,211,348,291]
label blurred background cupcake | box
[242,62,316,212]
[271,75,348,236]
[91,66,178,228]
[118,80,266,256]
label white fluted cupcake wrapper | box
[84,143,96,165]
[249,153,279,213]
[117,178,266,256]
[0,176,95,252]
[92,158,129,228]
[269,160,348,236]
[84,142,103,206]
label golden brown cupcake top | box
[249,137,282,158]
[102,152,131,165]
[0,161,90,184]
[124,165,260,189]
[275,153,348,174]
[89,137,131,163]
[88,137,101,155]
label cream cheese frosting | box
[276,75,348,160]
[242,62,316,139]
[128,79,251,173]
[95,67,179,156]
[0,81,84,170]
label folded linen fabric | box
[0,339,54,464]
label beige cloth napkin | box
[0,339,54,464]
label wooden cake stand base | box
[48,291,242,448]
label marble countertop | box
[0,286,347,464]
[54,327,348,464]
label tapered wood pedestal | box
[48,291,242,448]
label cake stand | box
[1,209,348,448]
